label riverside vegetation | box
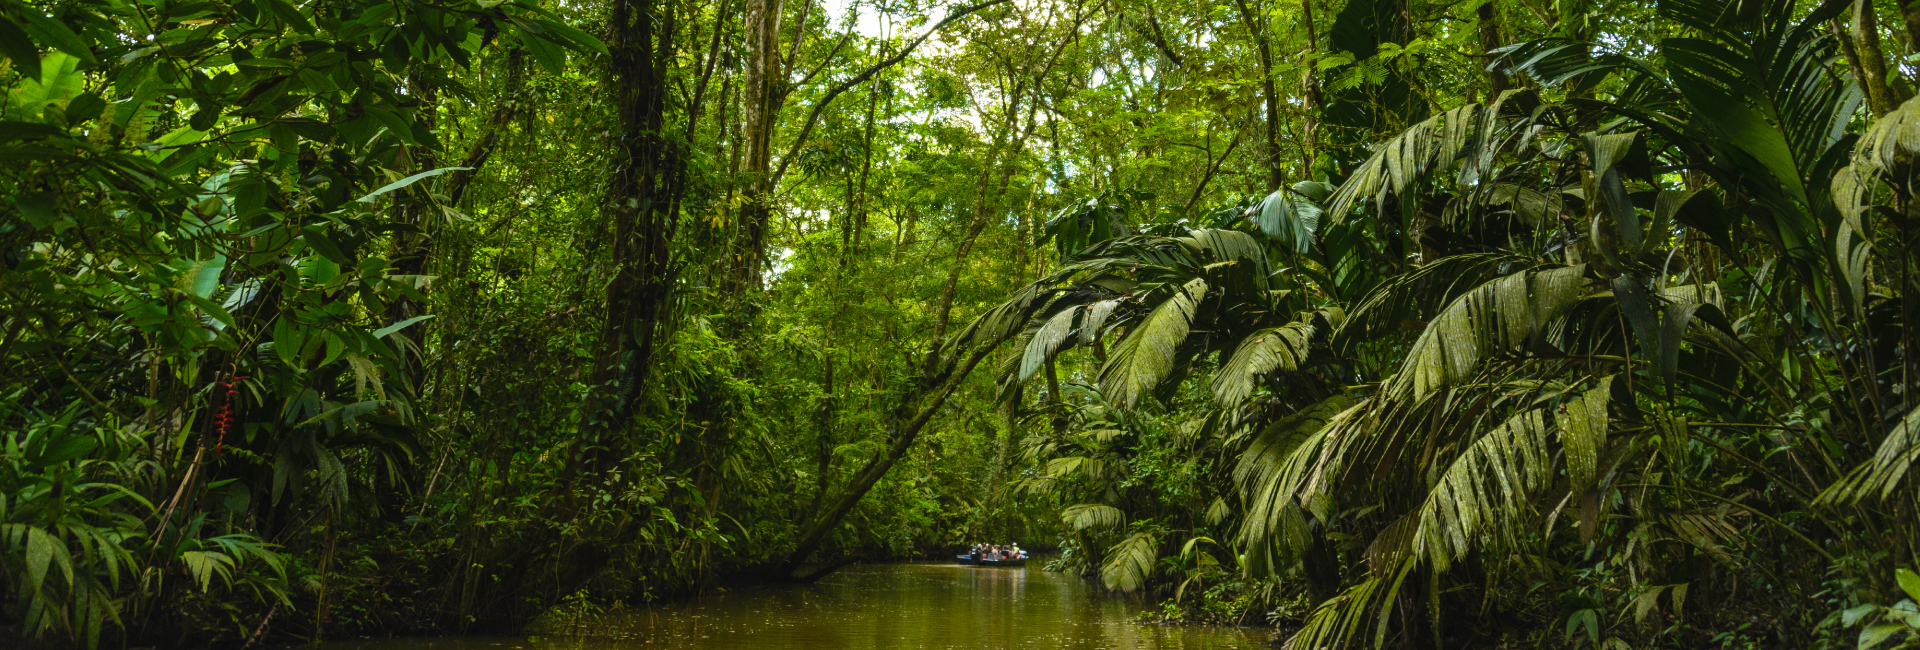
[4,0,1920,646]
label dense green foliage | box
[6,0,1920,646]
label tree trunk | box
[984,385,1021,537]
[1232,0,1282,191]
[445,49,528,207]
[775,344,999,577]
[1476,1,1509,100]
[1899,0,1920,59]
[1300,0,1322,173]
[1855,0,1902,116]
[736,0,786,291]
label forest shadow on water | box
[316,563,1266,650]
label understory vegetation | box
[5,0,1920,646]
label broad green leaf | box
[0,15,37,65]
[529,17,607,55]
[25,526,53,592]
[354,166,472,203]
[147,126,207,162]
[1633,586,1666,624]
[274,317,306,366]
[518,29,568,75]
[1845,604,1880,627]
[21,11,95,64]
[62,91,104,124]
[1859,623,1904,649]
[301,227,350,265]
[11,52,83,116]
[258,0,314,33]
[1899,568,1920,603]
[35,435,98,466]
[18,193,56,227]
[320,331,346,367]
[181,255,226,298]
[372,314,435,339]
[186,293,236,331]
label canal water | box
[320,561,1269,650]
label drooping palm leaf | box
[1236,395,1361,556]
[1061,503,1125,531]
[1410,408,1554,571]
[1099,531,1158,592]
[1251,183,1326,254]
[1823,404,1920,504]
[1213,317,1317,408]
[1019,307,1080,382]
[1387,265,1588,401]
[1096,277,1208,408]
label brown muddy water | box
[319,561,1268,650]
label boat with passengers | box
[956,543,1028,567]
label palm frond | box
[1324,103,1505,222]
[1213,318,1317,409]
[1822,404,1920,504]
[1100,532,1158,592]
[1335,253,1537,353]
[1556,377,1613,498]
[1097,277,1208,408]
[1061,503,1125,531]
[1019,307,1080,381]
[1281,558,1418,650]
[1251,184,1325,253]
[1236,396,1362,557]
[1387,265,1588,401]
[1410,409,1554,571]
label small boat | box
[977,556,1027,568]
[955,554,979,565]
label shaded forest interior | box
[5,0,1920,646]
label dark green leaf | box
[20,11,94,64]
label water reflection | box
[320,562,1266,650]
